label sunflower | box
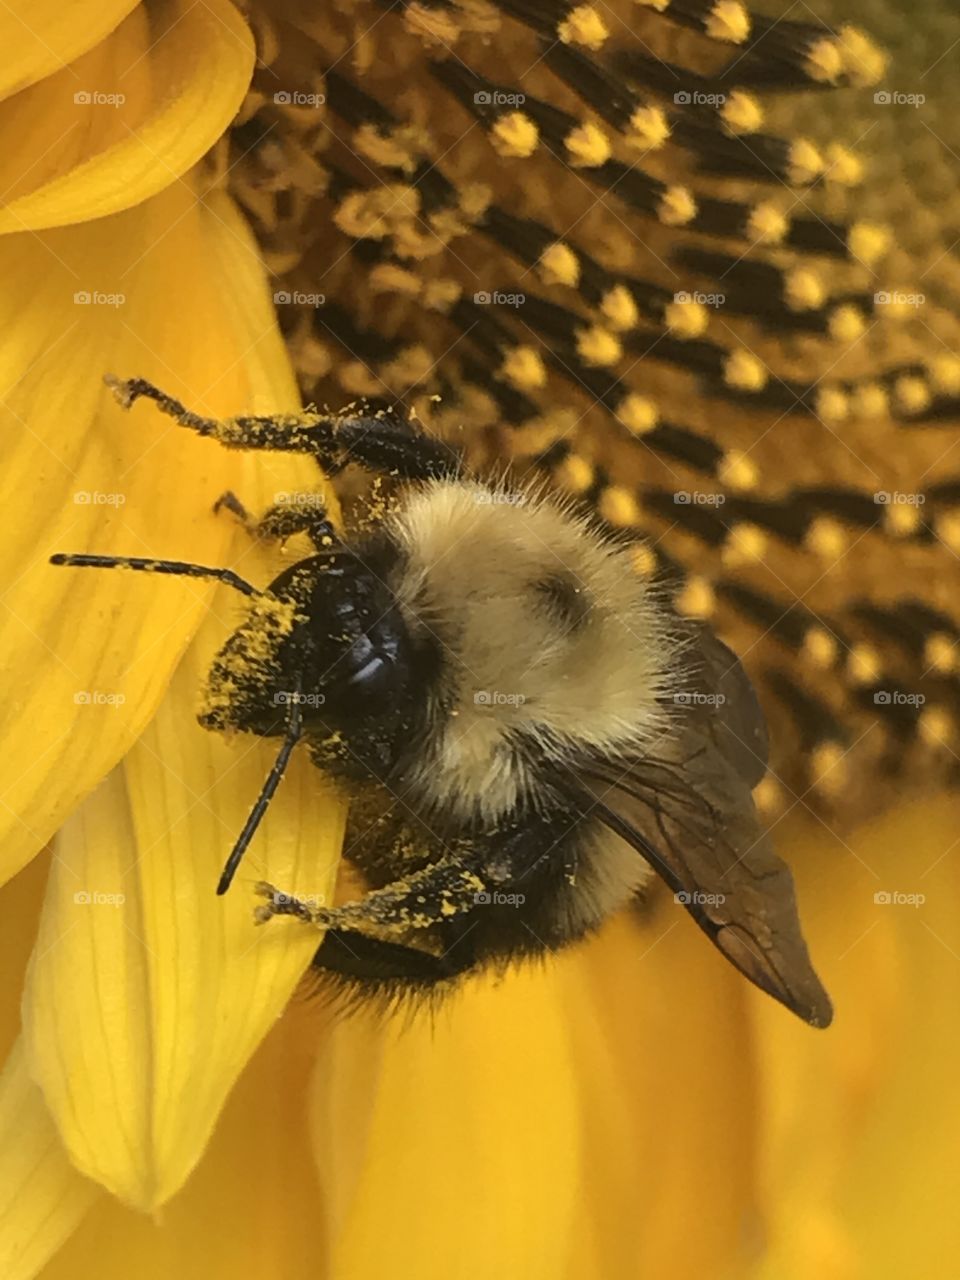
[1,1,958,1278]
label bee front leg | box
[106,374,461,480]
[213,490,338,552]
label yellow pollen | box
[724,350,768,392]
[837,24,889,88]
[627,105,671,151]
[554,454,594,493]
[722,523,766,566]
[930,354,960,395]
[598,485,641,527]
[720,90,764,135]
[784,267,826,312]
[847,644,881,685]
[805,36,844,84]
[815,386,850,425]
[894,375,932,416]
[705,0,750,44]
[753,774,783,816]
[664,298,709,339]
[675,576,715,619]
[852,382,889,419]
[538,242,580,287]
[600,285,639,332]
[629,543,658,578]
[501,345,547,390]
[717,449,758,491]
[812,742,847,795]
[658,185,697,226]
[787,137,825,185]
[747,201,789,245]
[558,4,609,49]
[828,305,867,344]
[924,634,957,674]
[617,394,658,434]
[802,627,838,669]
[824,143,864,186]
[565,121,612,167]
[918,707,953,748]
[849,221,892,266]
[490,112,539,158]
[806,516,848,561]
[577,325,622,366]
[882,501,921,537]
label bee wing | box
[695,628,769,788]
[579,753,832,1027]
[576,632,831,1027]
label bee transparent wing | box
[580,753,832,1027]
[576,631,831,1027]
[695,628,769,788]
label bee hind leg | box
[253,857,489,933]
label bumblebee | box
[53,376,832,1027]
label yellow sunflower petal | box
[0,1,138,102]
[0,178,304,887]
[562,909,759,1278]
[0,0,253,235]
[0,1042,99,1280]
[311,963,582,1279]
[35,1003,328,1280]
[23,597,344,1209]
[751,798,960,1279]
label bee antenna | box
[50,553,259,598]
[216,688,305,895]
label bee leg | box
[213,490,256,532]
[213,488,338,551]
[255,498,338,551]
[253,857,488,933]
[311,930,476,985]
[106,375,461,480]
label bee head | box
[198,552,417,756]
